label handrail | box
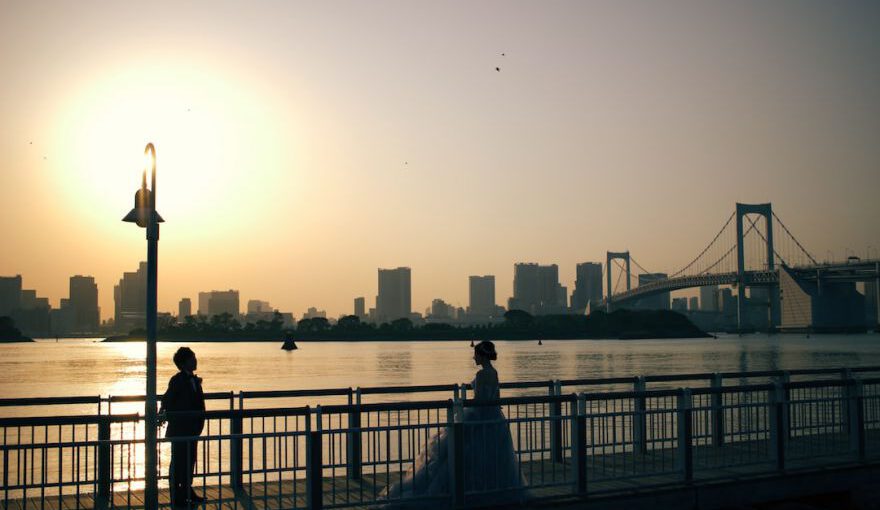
[0,413,140,427]
[1,365,878,409]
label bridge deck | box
[7,431,877,510]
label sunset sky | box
[1,1,879,319]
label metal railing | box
[2,366,880,509]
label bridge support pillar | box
[606,251,631,312]
[735,203,775,333]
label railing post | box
[769,381,786,472]
[306,430,323,510]
[572,394,587,495]
[676,388,693,482]
[230,410,244,490]
[96,416,112,510]
[447,399,464,508]
[841,368,853,433]
[710,373,724,447]
[846,378,866,462]
[347,388,362,479]
[550,380,563,462]
[633,376,647,454]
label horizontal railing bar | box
[109,392,233,403]
[2,365,877,408]
[644,373,714,383]
[558,376,638,386]
[322,399,451,413]
[0,413,140,427]
[164,406,311,419]
[0,396,102,407]
[359,384,457,394]
[241,388,351,399]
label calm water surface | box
[1,334,879,409]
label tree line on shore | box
[117,308,708,341]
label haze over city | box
[2,1,879,319]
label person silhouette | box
[159,347,206,508]
[381,341,525,508]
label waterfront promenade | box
[2,366,879,509]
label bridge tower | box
[735,203,779,332]
[606,251,631,312]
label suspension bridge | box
[592,203,880,332]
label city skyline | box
[2,1,879,319]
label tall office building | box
[376,267,412,322]
[10,286,51,337]
[468,276,496,316]
[631,273,670,310]
[689,296,699,311]
[178,298,192,320]
[115,262,147,333]
[700,285,719,312]
[247,300,272,314]
[718,288,736,316]
[198,292,211,317]
[672,297,688,312]
[354,297,366,318]
[508,263,566,314]
[0,275,22,316]
[207,290,240,317]
[69,275,99,333]
[866,281,879,327]
[571,262,603,313]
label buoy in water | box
[538,339,543,345]
[281,334,298,351]
[470,340,475,347]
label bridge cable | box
[745,215,790,268]
[669,211,737,278]
[629,256,653,276]
[612,259,626,294]
[697,218,763,275]
[772,211,818,265]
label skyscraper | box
[700,285,719,312]
[207,290,240,317]
[468,275,496,316]
[508,263,565,314]
[69,275,99,333]
[247,300,272,314]
[376,267,411,322]
[178,298,192,320]
[689,296,699,311]
[354,297,366,318]
[0,275,22,316]
[114,262,147,334]
[571,262,602,313]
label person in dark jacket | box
[159,347,206,507]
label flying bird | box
[495,67,501,72]
[501,53,505,56]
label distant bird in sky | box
[495,67,501,72]
[28,141,32,145]
[501,52,505,56]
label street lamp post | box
[123,143,164,510]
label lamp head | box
[122,143,164,228]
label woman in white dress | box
[380,341,526,508]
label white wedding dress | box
[380,364,526,508]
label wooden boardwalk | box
[5,431,876,510]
